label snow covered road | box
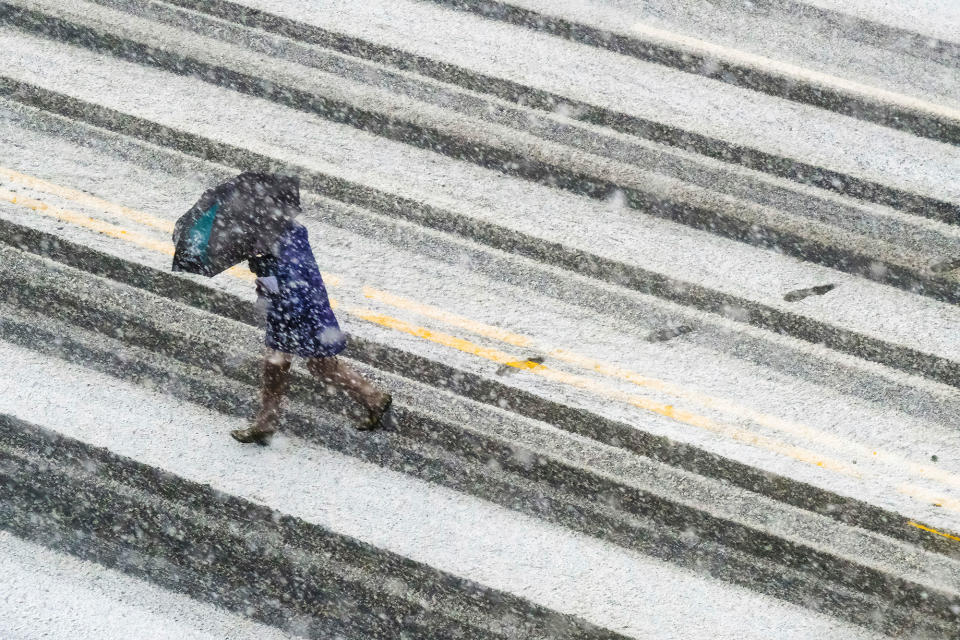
[0,0,959,636]
[0,341,892,640]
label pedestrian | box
[171,171,392,445]
[230,209,393,445]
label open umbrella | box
[172,172,301,276]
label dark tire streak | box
[425,0,960,147]
[0,414,619,640]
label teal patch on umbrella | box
[186,203,219,263]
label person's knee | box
[308,356,339,379]
[266,349,293,368]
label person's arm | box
[248,254,278,277]
[249,255,280,296]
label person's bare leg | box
[306,356,390,427]
[231,349,293,444]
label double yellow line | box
[4,168,857,474]
[2,166,959,539]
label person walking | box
[230,220,393,444]
[171,172,392,445]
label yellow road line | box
[13,170,960,528]
[504,359,543,369]
[0,175,908,479]
[363,286,532,347]
[16,183,960,522]
[552,348,960,491]
[361,286,960,491]
[907,521,960,543]
[346,306,861,478]
[898,484,960,514]
[370,286,842,447]
[0,183,886,476]
[0,172,344,285]
[1,187,255,281]
[1,188,174,255]
[0,167,175,233]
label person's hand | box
[255,275,280,296]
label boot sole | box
[230,429,275,445]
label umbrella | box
[172,172,301,277]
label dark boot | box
[307,357,393,430]
[232,354,291,445]
[230,424,275,445]
[360,394,394,431]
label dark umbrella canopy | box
[172,172,301,277]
